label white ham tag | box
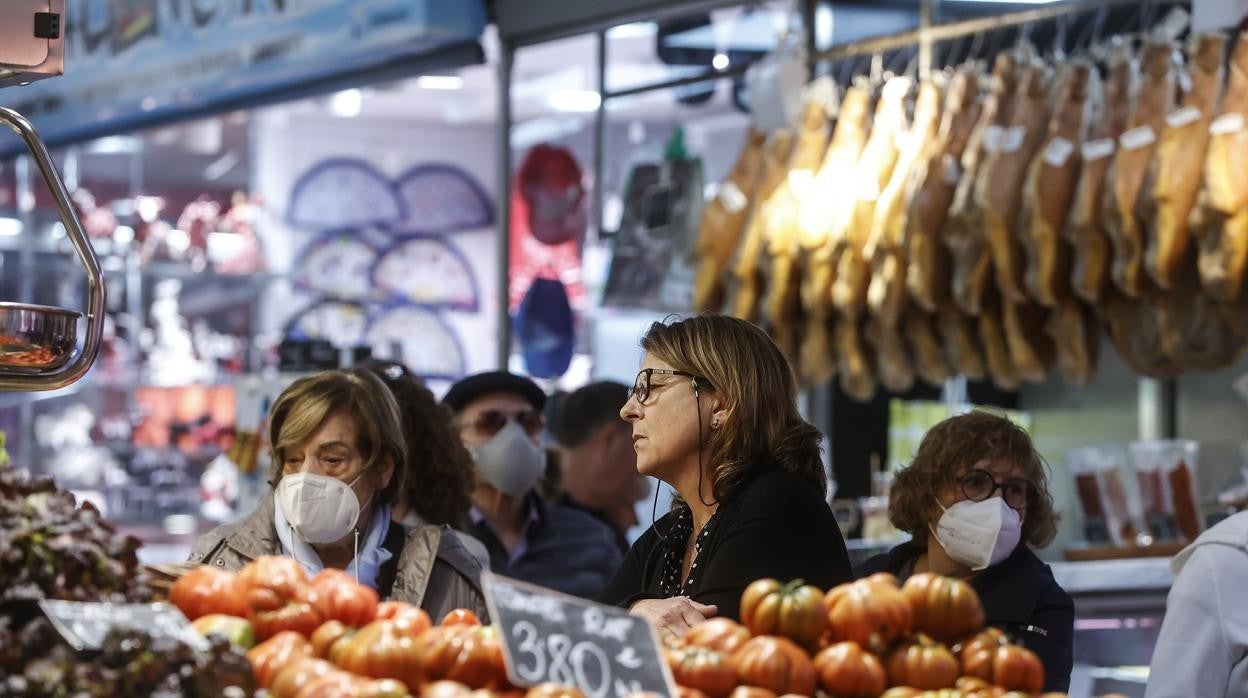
[1043,137,1075,168]
[1211,113,1246,136]
[982,126,1005,153]
[1166,106,1202,129]
[1001,125,1027,154]
[1081,138,1115,161]
[788,169,815,195]
[1119,126,1157,151]
[942,153,963,185]
[718,181,749,214]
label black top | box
[597,469,853,621]
[857,541,1075,693]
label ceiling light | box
[417,75,464,90]
[329,88,363,117]
[713,53,730,70]
[547,90,601,113]
[606,22,657,40]
[0,217,22,236]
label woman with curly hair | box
[598,315,852,639]
[856,409,1073,692]
[359,360,488,565]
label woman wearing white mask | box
[443,371,623,599]
[856,410,1072,692]
[189,369,489,620]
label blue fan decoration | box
[393,163,494,234]
[285,300,370,348]
[371,235,479,311]
[366,303,466,380]
[292,231,382,300]
[287,158,405,231]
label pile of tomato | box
[662,573,1060,698]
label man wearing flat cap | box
[444,371,622,598]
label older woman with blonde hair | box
[189,369,488,620]
[598,315,852,639]
[856,409,1073,692]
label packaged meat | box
[1068,445,1141,547]
[1129,440,1203,541]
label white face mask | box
[930,496,1021,571]
[472,420,546,497]
[277,469,372,545]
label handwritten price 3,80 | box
[511,621,644,698]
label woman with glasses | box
[598,315,853,640]
[442,371,624,599]
[189,369,489,619]
[856,410,1073,692]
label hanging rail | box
[601,0,1187,101]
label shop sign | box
[0,0,486,154]
[38,599,208,652]
[483,572,676,698]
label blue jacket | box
[469,494,623,599]
[857,541,1074,693]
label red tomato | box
[309,569,380,628]
[377,601,433,637]
[271,657,339,698]
[415,624,510,690]
[247,630,314,688]
[333,619,424,690]
[170,566,248,620]
[441,609,481,626]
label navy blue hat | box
[513,277,575,379]
[443,371,546,413]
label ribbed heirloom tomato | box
[740,579,828,650]
[415,624,511,689]
[884,634,960,690]
[310,620,355,660]
[309,569,380,628]
[271,657,339,698]
[377,600,434,636]
[170,566,248,620]
[682,618,752,655]
[812,641,885,698]
[247,630,314,688]
[725,688,773,698]
[730,636,815,696]
[960,628,1045,694]
[666,645,738,698]
[524,684,586,698]
[334,618,424,690]
[238,555,324,640]
[442,609,481,626]
[823,573,913,652]
[901,573,986,644]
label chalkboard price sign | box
[483,573,675,698]
[38,600,209,653]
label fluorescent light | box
[606,22,657,40]
[417,75,464,90]
[86,135,141,154]
[712,53,730,70]
[330,88,363,117]
[0,217,22,236]
[949,0,1062,3]
[547,90,601,113]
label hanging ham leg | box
[1021,60,1093,306]
[978,289,1021,391]
[692,129,767,313]
[946,51,1019,316]
[1045,297,1100,386]
[904,307,953,387]
[727,130,795,322]
[1192,28,1248,301]
[1066,41,1134,304]
[937,303,987,381]
[1141,33,1227,290]
[978,52,1053,304]
[906,65,983,312]
[1002,299,1055,384]
[836,315,877,402]
[1102,38,1176,298]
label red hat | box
[516,144,586,246]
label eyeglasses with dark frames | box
[459,409,544,439]
[626,368,713,405]
[957,468,1036,511]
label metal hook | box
[966,29,987,66]
[870,51,885,85]
[1076,6,1108,54]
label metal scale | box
[0,1,104,392]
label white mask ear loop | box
[353,528,360,585]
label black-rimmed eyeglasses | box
[626,368,713,405]
[958,468,1036,510]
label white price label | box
[1001,125,1027,154]
[1081,138,1116,161]
[788,169,816,195]
[982,125,1005,153]
[1119,125,1157,151]
[1043,137,1075,168]
[1166,106,1202,129]
[942,153,963,185]
[718,181,749,215]
[1211,113,1246,136]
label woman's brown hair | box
[359,360,474,529]
[640,314,826,505]
[266,369,408,505]
[888,409,1059,548]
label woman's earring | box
[711,418,720,430]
